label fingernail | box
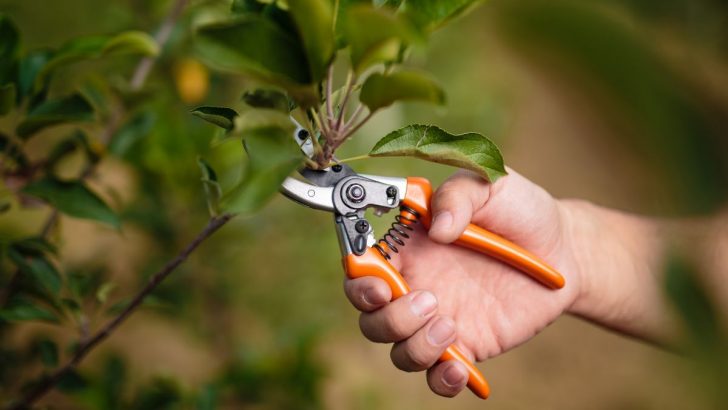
[427,317,455,346]
[442,363,467,387]
[363,287,386,306]
[410,291,437,317]
[432,211,453,231]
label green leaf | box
[96,282,116,304]
[22,178,120,228]
[369,124,506,181]
[0,299,59,323]
[18,50,52,102]
[16,93,95,139]
[195,16,317,105]
[35,339,59,367]
[108,112,155,157]
[223,116,302,214]
[287,0,335,82]
[101,31,159,56]
[403,0,481,30]
[11,237,57,255]
[191,106,239,131]
[197,157,222,217]
[8,249,62,295]
[360,70,444,112]
[46,130,98,172]
[0,14,20,85]
[242,88,291,112]
[231,0,264,14]
[345,5,419,73]
[0,132,29,168]
[35,31,158,90]
[0,82,16,115]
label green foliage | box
[344,5,419,73]
[15,93,95,139]
[370,124,506,181]
[360,70,444,111]
[195,16,317,105]
[35,31,158,90]
[0,83,16,115]
[108,112,156,157]
[242,88,291,112]
[22,178,120,228]
[287,0,336,82]
[403,0,481,30]
[0,298,59,323]
[191,106,239,131]
[223,122,303,214]
[197,157,222,217]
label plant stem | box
[334,70,354,131]
[339,111,374,143]
[130,0,189,90]
[340,103,364,135]
[325,64,334,130]
[5,213,235,410]
[336,154,371,164]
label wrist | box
[557,199,672,341]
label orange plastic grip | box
[344,248,491,399]
[402,177,565,289]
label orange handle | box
[344,248,491,399]
[402,177,565,289]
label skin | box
[343,168,683,397]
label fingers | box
[359,290,437,343]
[427,360,469,397]
[344,276,392,312]
[429,171,491,244]
[390,316,456,371]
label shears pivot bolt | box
[346,184,366,203]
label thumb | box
[428,171,491,244]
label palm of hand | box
[393,207,580,362]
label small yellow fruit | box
[174,58,209,104]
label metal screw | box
[355,220,369,233]
[332,164,342,172]
[386,186,397,198]
[346,183,366,203]
[297,129,309,140]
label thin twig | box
[338,111,374,144]
[325,65,335,130]
[339,103,364,135]
[130,0,189,90]
[334,71,354,132]
[6,214,235,410]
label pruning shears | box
[280,125,565,399]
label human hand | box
[344,169,584,397]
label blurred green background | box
[1,0,727,408]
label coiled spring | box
[373,206,420,259]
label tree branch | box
[130,0,189,90]
[6,213,235,410]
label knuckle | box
[405,344,432,370]
[381,311,407,341]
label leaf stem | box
[339,111,374,142]
[325,64,334,130]
[5,213,235,410]
[336,154,371,164]
[340,103,364,135]
[334,70,355,131]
